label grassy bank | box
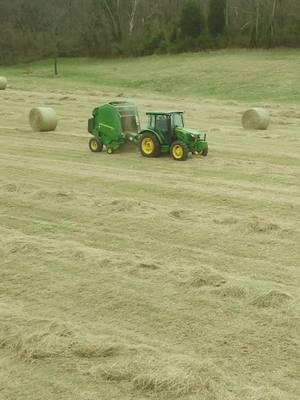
[1,49,300,103]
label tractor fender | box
[139,129,164,144]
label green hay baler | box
[88,101,140,154]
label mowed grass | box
[0,50,300,400]
[1,49,300,102]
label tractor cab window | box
[156,115,170,134]
[173,113,184,128]
[148,114,156,130]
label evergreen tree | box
[180,0,206,38]
[208,0,226,37]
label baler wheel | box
[89,137,103,153]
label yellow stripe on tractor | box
[100,123,114,130]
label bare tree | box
[129,0,139,35]
[0,0,299,65]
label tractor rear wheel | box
[202,148,208,156]
[140,132,161,158]
[89,137,103,153]
[171,141,189,161]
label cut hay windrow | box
[0,76,7,90]
[29,107,57,132]
[242,108,270,130]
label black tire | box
[89,137,103,153]
[170,141,189,161]
[140,132,161,158]
[202,148,208,156]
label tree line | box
[0,0,299,65]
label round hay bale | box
[242,108,270,130]
[29,107,57,132]
[0,76,7,90]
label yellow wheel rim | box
[142,138,154,155]
[91,140,98,151]
[107,148,113,154]
[172,144,184,159]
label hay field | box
[0,50,300,400]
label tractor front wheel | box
[202,148,208,156]
[171,141,189,161]
[89,137,103,153]
[140,133,161,158]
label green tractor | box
[88,102,208,161]
[139,111,208,161]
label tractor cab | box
[146,111,184,143]
[139,110,208,161]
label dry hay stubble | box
[251,290,293,308]
[0,318,125,362]
[95,354,229,398]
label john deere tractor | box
[88,102,208,161]
[139,111,208,161]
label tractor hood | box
[176,127,205,140]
